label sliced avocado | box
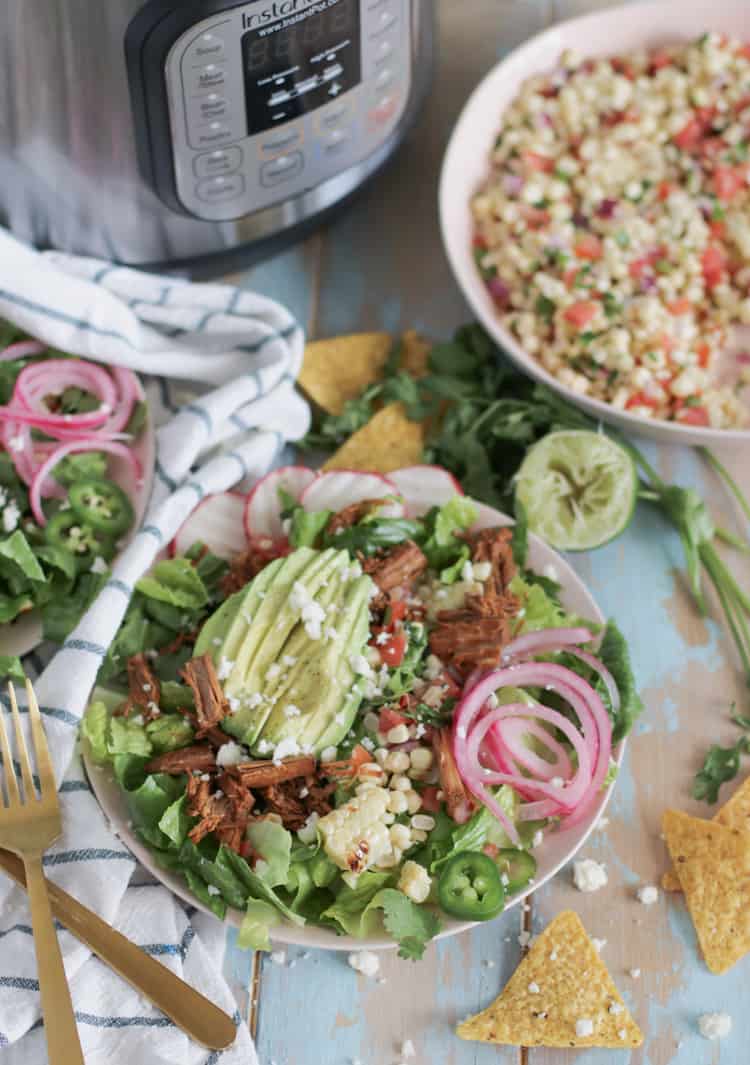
[194,558,285,665]
[221,547,350,747]
[260,574,373,755]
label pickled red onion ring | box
[29,440,142,527]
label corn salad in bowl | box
[471,32,750,430]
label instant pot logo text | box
[242,0,338,30]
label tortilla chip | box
[322,403,424,474]
[299,333,393,414]
[457,910,643,1048]
[662,807,750,974]
[662,776,750,891]
[400,329,431,377]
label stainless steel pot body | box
[0,0,433,272]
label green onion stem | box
[702,542,750,615]
[701,546,750,681]
[701,448,750,524]
[716,526,750,554]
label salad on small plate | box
[0,325,153,661]
[82,465,640,955]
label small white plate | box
[84,500,621,951]
[439,0,750,447]
[1,383,155,657]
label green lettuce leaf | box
[431,786,519,871]
[0,593,33,624]
[596,620,643,742]
[246,820,293,888]
[418,496,477,575]
[81,700,110,763]
[136,558,209,611]
[0,655,24,681]
[41,570,107,643]
[0,530,45,586]
[108,715,153,758]
[146,714,194,754]
[238,900,280,950]
[289,508,331,549]
[183,868,227,920]
[320,870,393,937]
[509,574,571,632]
[158,794,194,847]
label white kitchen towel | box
[0,228,311,1064]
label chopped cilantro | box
[534,295,556,322]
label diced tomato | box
[387,599,408,624]
[522,150,554,172]
[649,50,673,73]
[611,56,637,79]
[699,137,726,162]
[419,786,442,813]
[673,108,715,152]
[709,219,726,239]
[521,205,551,229]
[574,234,603,260]
[380,631,407,667]
[626,391,660,410]
[701,245,728,288]
[660,333,675,355]
[667,298,692,315]
[658,181,673,201]
[482,843,500,859]
[697,341,712,368]
[714,165,748,203]
[678,405,710,427]
[379,706,409,734]
[472,234,488,250]
[350,744,374,769]
[739,43,750,61]
[563,266,579,288]
[563,301,598,329]
[628,258,649,280]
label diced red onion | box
[487,277,511,308]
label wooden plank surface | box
[228,2,750,1062]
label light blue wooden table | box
[223,3,750,1062]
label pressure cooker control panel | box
[157,0,411,221]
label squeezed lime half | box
[515,430,637,551]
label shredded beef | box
[234,755,316,788]
[259,773,336,830]
[126,654,161,719]
[185,767,256,851]
[362,540,427,608]
[145,745,216,774]
[466,526,516,602]
[181,654,229,737]
[433,729,474,823]
[326,499,384,536]
[221,541,285,597]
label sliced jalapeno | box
[495,848,537,894]
[68,478,134,536]
[437,852,506,920]
[45,511,115,573]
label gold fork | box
[0,679,84,1064]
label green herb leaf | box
[377,888,441,960]
[136,558,210,611]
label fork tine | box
[0,692,20,807]
[7,682,36,801]
[25,678,55,798]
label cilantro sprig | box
[692,706,750,803]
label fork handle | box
[24,855,84,1065]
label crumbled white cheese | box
[281,654,297,667]
[8,434,25,452]
[596,816,610,831]
[618,1029,627,1040]
[2,500,20,533]
[609,1002,624,1015]
[573,858,608,893]
[217,657,234,681]
[216,740,245,767]
[325,627,338,642]
[206,884,221,896]
[532,829,544,848]
[257,738,274,755]
[90,555,108,574]
[246,692,264,709]
[320,746,338,763]
[227,695,241,714]
[575,1018,594,1038]
[592,937,607,953]
[543,564,559,581]
[460,560,474,582]
[347,951,380,978]
[550,776,564,787]
[375,631,390,645]
[636,884,659,905]
[269,950,286,966]
[698,1012,732,1040]
[283,704,302,718]
[212,637,222,647]
[265,662,281,681]
[629,968,641,979]
[130,714,144,727]
[518,930,533,948]
[273,737,301,762]
[549,949,558,961]
[528,981,541,994]
[400,1039,416,1059]
[349,653,373,678]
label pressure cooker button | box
[324,128,349,152]
[193,147,243,179]
[193,120,234,148]
[371,9,397,35]
[194,93,229,123]
[260,127,302,156]
[260,152,304,187]
[375,67,394,92]
[195,174,245,203]
[185,32,226,66]
[374,39,394,64]
[186,63,227,95]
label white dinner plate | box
[84,500,621,951]
[439,0,750,447]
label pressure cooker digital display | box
[242,0,362,136]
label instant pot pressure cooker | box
[0,0,433,273]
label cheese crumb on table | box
[347,951,380,978]
[698,1012,732,1040]
[636,884,659,905]
[573,858,608,892]
[575,1018,594,1038]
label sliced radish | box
[171,492,247,559]
[243,465,317,542]
[300,469,402,515]
[388,465,464,516]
